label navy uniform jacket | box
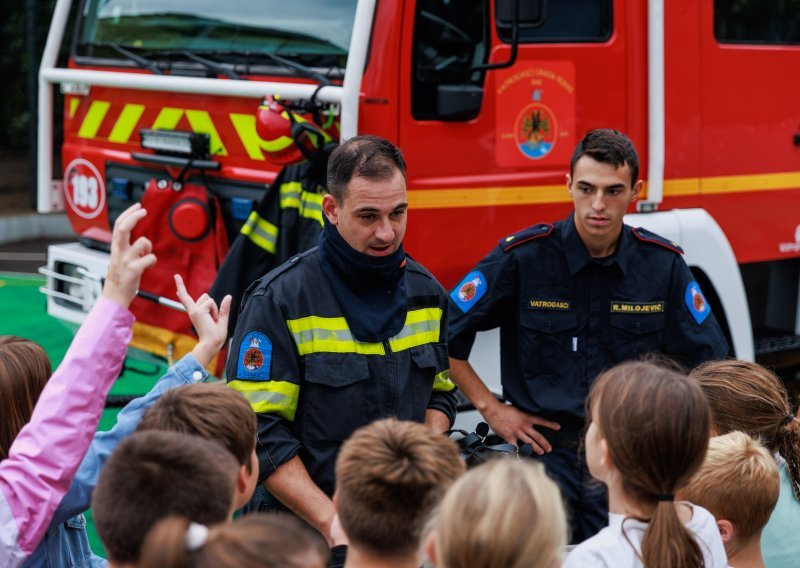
[448,214,728,430]
[227,247,457,496]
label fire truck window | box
[74,0,358,69]
[412,0,489,120]
[498,0,612,44]
[715,0,800,44]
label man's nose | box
[591,191,606,212]
[374,218,394,242]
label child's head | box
[139,513,329,568]
[334,418,465,560]
[586,361,711,567]
[92,430,239,566]
[690,359,800,501]
[679,431,779,557]
[137,382,258,508]
[0,336,51,460]
[429,459,566,568]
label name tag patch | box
[528,299,572,311]
[610,301,665,314]
[236,331,272,381]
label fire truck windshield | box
[75,0,357,69]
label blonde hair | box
[680,432,779,542]
[433,459,567,568]
[690,359,800,501]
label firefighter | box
[447,129,729,543]
[226,135,457,545]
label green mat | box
[0,273,167,557]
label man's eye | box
[390,210,406,218]
[607,189,621,196]
[360,214,376,221]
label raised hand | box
[102,203,157,308]
[174,274,232,367]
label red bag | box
[129,178,229,371]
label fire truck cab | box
[37,0,800,388]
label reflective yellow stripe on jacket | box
[286,316,386,356]
[228,379,299,421]
[433,369,456,392]
[240,211,278,254]
[279,182,325,226]
[286,308,443,356]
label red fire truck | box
[37,0,800,387]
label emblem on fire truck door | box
[495,62,576,168]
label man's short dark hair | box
[92,430,238,564]
[137,383,257,472]
[570,129,639,185]
[326,135,407,202]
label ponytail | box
[777,416,800,502]
[639,502,704,568]
[138,516,194,568]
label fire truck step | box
[754,333,800,371]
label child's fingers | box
[174,274,195,309]
[130,253,157,273]
[129,236,153,259]
[112,206,146,248]
[218,295,233,320]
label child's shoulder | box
[562,524,635,568]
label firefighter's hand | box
[483,400,560,455]
[103,203,156,309]
[174,274,232,368]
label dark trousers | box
[532,445,608,544]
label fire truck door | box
[398,0,644,286]
[699,0,800,265]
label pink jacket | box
[0,297,133,566]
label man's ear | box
[322,194,338,225]
[424,530,439,566]
[566,173,573,198]
[630,179,643,203]
[717,519,734,545]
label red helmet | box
[256,96,332,165]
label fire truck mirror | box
[436,85,484,122]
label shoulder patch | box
[684,281,711,325]
[450,270,488,313]
[501,223,554,252]
[236,331,273,380]
[632,227,684,254]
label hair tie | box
[656,494,674,502]
[185,522,209,551]
[781,415,794,428]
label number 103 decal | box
[64,158,106,219]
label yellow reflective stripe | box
[279,183,324,225]
[77,100,110,139]
[230,114,266,161]
[108,104,145,144]
[300,191,324,225]
[185,109,228,156]
[433,369,456,392]
[151,107,184,130]
[280,182,302,208]
[286,316,385,355]
[240,211,278,253]
[388,308,442,352]
[228,380,299,421]
[69,97,80,119]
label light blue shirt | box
[24,353,208,567]
[762,458,800,568]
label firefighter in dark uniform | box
[447,129,728,543]
[227,135,457,545]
